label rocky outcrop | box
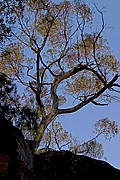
[0,116,18,179]
[15,129,34,172]
[0,115,120,179]
[0,115,34,179]
[34,150,120,179]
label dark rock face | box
[0,115,34,179]
[34,150,120,180]
[0,116,18,179]
[0,116,120,179]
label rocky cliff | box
[34,150,120,179]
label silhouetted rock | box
[0,115,120,179]
[34,150,120,179]
[0,115,34,179]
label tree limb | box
[58,74,119,114]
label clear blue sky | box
[57,0,120,169]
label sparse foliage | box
[39,121,72,151]
[93,117,118,140]
[39,120,118,159]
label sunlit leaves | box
[29,0,49,10]
[93,118,118,140]
[74,0,92,22]
[79,140,103,159]
[40,121,72,150]
[58,95,67,106]
[68,136,103,159]
[35,0,72,52]
[97,55,120,77]
[66,71,103,100]
[39,119,117,159]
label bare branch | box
[110,87,120,93]
[39,18,54,52]
[94,4,105,43]
[86,67,106,85]
[27,66,36,81]
[29,81,37,94]
[78,132,102,154]
[79,18,88,63]
[91,100,108,106]
[92,5,106,79]
[39,54,56,77]
[16,74,29,87]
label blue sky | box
[57,0,120,169]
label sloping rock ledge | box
[34,150,120,179]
